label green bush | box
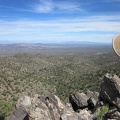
[0,98,13,120]
[94,105,109,120]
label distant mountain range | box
[0,41,111,46]
[63,41,111,45]
[0,41,112,56]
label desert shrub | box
[0,98,13,120]
[94,105,109,120]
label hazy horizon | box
[0,40,112,45]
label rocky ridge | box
[10,73,120,120]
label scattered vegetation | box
[0,44,120,119]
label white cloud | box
[0,15,120,43]
[34,0,53,13]
[55,1,83,12]
[33,0,83,13]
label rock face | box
[69,92,88,111]
[69,91,99,112]
[100,73,120,109]
[10,93,93,120]
[10,73,120,120]
[11,93,51,120]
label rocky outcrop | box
[69,91,99,112]
[99,73,120,119]
[10,93,51,120]
[86,90,99,108]
[11,73,120,120]
[69,92,88,111]
[10,93,92,120]
[100,73,120,110]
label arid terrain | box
[0,43,120,120]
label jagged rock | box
[69,91,99,112]
[106,106,120,119]
[10,92,31,120]
[10,93,52,120]
[110,111,120,119]
[61,108,93,120]
[69,92,88,111]
[87,97,97,110]
[78,109,93,120]
[61,114,78,120]
[11,93,69,120]
[29,94,52,120]
[86,90,99,101]
[45,93,65,120]
[100,73,120,110]
[10,107,28,120]
[11,92,94,120]
[86,90,99,109]
[60,106,78,120]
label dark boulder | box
[106,106,120,119]
[69,92,88,111]
[100,73,120,110]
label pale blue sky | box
[0,0,120,43]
